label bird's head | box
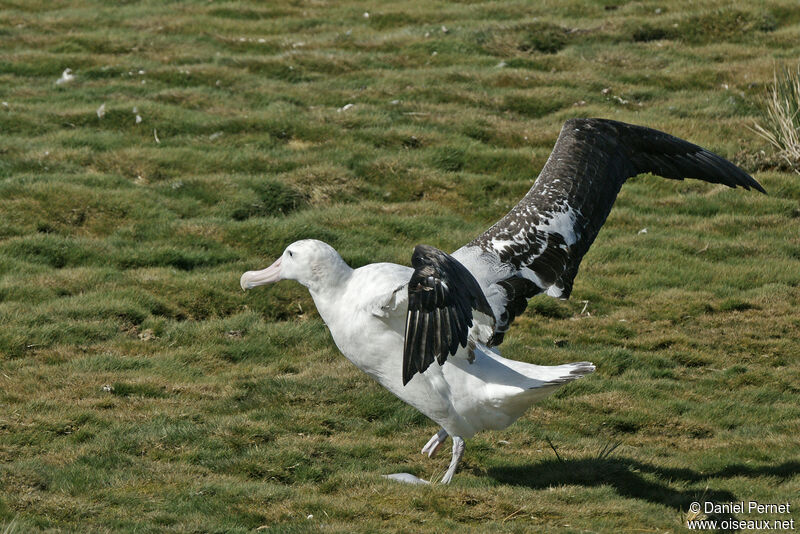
[240,239,350,293]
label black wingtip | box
[581,118,768,195]
[735,171,767,194]
[724,157,766,194]
[730,173,766,194]
[752,181,767,195]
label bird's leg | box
[421,428,448,458]
[382,429,450,485]
[439,436,465,484]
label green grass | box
[1,0,799,532]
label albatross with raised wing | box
[241,118,764,484]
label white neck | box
[305,259,353,318]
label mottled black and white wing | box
[403,245,495,385]
[453,118,765,345]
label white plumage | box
[241,240,594,484]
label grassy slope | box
[0,0,798,532]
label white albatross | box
[240,119,765,484]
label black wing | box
[402,245,495,386]
[453,118,765,345]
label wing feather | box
[453,118,765,344]
[402,245,495,385]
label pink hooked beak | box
[240,257,282,290]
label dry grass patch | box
[752,63,800,168]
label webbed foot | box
[421,428,448,458]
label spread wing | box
[453,118,765,345]
[402,245,495,385]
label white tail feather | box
[465,350,595,430]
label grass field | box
[1,0,799,532]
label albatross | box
[240,118,764,484]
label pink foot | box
[421,429,448,458]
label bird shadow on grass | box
[488,455,800,523]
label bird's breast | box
[324,306,402,378]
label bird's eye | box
[288,250,294,257]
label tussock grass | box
[0,0,798,532]
[753,64,800,167]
